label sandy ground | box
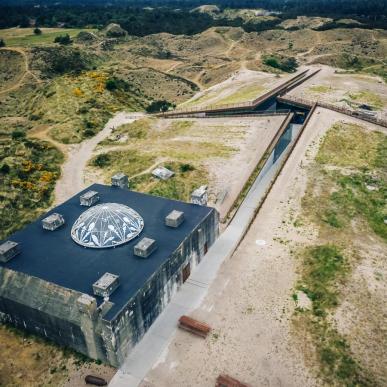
[63,362,116,387]
[54,112,144,205]
[140,108,386,387]
[179,68,291,109]
[288,65,387,117]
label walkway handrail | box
[164,109,291,119]
[278,95,387,128]
[157,69,310,118]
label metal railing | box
[277,95,387,128]
[157,69,310,118]
[166,109,291,119]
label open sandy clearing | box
[140,108,386,387]
[288,65,387,116]
[179,68,294,109]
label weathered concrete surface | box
[109,122,302,387]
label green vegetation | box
[100,118,152,145]
[0,28,96,47]
[322,53,387,83]
[130,161,207,202]
[263,54,298,73]
[215,84,266,105]
[347,90,384,110]
[54,34,72,45]
[294,122,386,386]
[90,149,156,177]
[30,46,97,76]
[308,123,387,241]
[146,100,175,113]
[315,122,383,168]
[309,85,333,93]
[297,245,348,317]
[0,136,64,239]
[30,70,145,143]
[295,244,372,385]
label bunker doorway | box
[182,262,191,283]
[204,242,208,254]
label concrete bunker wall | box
[100,208,219,366]
[0,268,89,353]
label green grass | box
[294,121,386,386]
[312,123,387,241]
[0,28,97,47]
[129,161,207,202]
[309,85,334,94]
[296,245,372,386]
[347,90,384,110]
[180,90,217,108]
[89,149,156,178]
[316,122,383,169]
[100,118,153,145]
[215,84,266,105]
[329,172,387,240]
[297,245,348,317]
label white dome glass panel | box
[71,203,144,248]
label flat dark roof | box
[0,184,214,321]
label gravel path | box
[54,112,144,205]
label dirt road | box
[54,112,144,205]
[0,47,41,95]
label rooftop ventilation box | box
[0,241,20,263]
[165,210,184,228]
[134,237,157,258]
[80,190,100,207]
[111,173,128,189]
[92,273,120,298]
[191,185,208,206]
[42,213,65,231]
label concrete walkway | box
[109,124,302,387]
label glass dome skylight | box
[71,203,144,248]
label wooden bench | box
[216,374,249,387]
[178,315,211,338]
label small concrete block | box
[93,273,120,297]
[111,172,128,189]
[152,166,174,180]
[42,213,65,231]
[165,210,184,228]
[134,237,157,258]
[191,185,208,206]
[80,190,100,206]
[0,241,20,263]
[77,294,97,313]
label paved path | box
[54,112,144,205]
[109,123,302,387]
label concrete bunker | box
[0,184,219,366]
